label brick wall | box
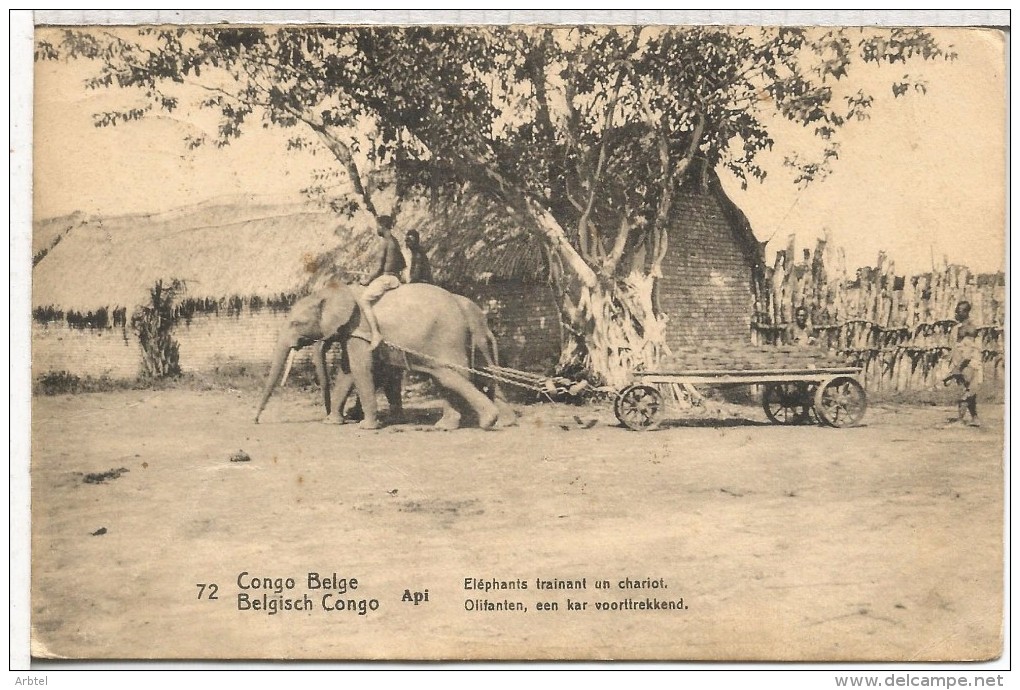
[31,283,563,379]
[32,322,140,379]
[451,281,562,373]
[32,312,293,379]
[176,311,291,369]
[659,186,755,348]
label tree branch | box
[649,111,707,276]
[433,150,598,289]
[240,54,380,218]
[577,71,626,266]
[603,213,633,275]
[308,121,379,218]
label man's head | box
[376,215,394,235]
[955,301,972,322]
[405,229,421,249]
[794,306,809,328]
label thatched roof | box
[33,211,86,262]
[31,194,541,314]
[33,171,762,312]
[402,198,548,287]
[32,197,378,312]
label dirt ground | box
[28,386,1005,662]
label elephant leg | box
[474,333,516,426]
[471,374,515,427]
[326,370,356,424]
[347,338,381,429]
[466,362,516,427]
[346,398,366,422]
[313,340,331,418]
[435,399,463,430]
[429,366,499,430]
[493,393,518,427]
[324,343,354,424]
[380,365,404,422]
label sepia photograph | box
[16,10,1007,669]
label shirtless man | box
[358,215,406,350]
[943,300,983,427]
[404,229,432,284]
[787,306,815,347]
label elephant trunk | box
[255,342,293,423]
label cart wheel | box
[762,383,814,425]
[814,377,867,428]
[615,385,663,431]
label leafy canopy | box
[39,25,954,277]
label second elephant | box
[255,283,501,429]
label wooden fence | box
[752,236,1005,392]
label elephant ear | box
[320,287,362,338]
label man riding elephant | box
[358,215,406,350]
[404,228,432,285]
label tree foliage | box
[131,279,184,379]
[38,24,955,381]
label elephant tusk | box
[280,349,296,388]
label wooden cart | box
[614,367,867,431]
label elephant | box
[287,292,517,428]
[329,294,516,427]
[254,283,500,430]
[325,353,406,424]
[452,295,516,421]
[338,296,518,428]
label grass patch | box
[33,371,142,396]
[82,467,130,484]
[33,362,319,396]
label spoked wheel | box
[762,383,815,425]
[615,384,663,431]
[814,377,867,428]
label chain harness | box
[380,341,592,401]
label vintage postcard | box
[18,11,1007,667]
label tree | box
[37,25,955,385]
[131,279,184,379]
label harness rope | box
[380,341,574,400]
[296,337,589,400]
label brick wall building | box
[658,167,765,349]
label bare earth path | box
[29,389,1004,661]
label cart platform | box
[615,367,867,431]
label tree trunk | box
[424,153,673,387]
[554,270,670,388]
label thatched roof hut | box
[32,197,380,313]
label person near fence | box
[787,306,816,347]
[358,215,406,350]
[943,300,982,427]
[404,229,432,284]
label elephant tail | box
[485,328,501,369]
